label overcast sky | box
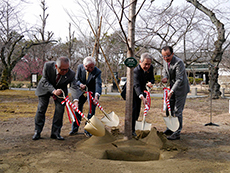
[22,0,230,42]
[22,0,190,41]
[23,0,77,41]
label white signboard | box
[32,74,37,83]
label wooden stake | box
[87,19,122,94]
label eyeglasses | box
[59,68,69,72]
[162,53,172,58]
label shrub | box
[154,75,161,83]
[27,83,33,88]
[16,83,24,88]
[38,75,42,83]
[188,77,203,84]
[9,83,16,88]
[188,77,193,84]
[195,78,203,84]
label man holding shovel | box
[132,53,155,137]
[69,56,102,137]
[161,46,190,140]
[32,57,78,140]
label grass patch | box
[11,81,31,85]
[0,90,54,121]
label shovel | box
[58,90,105,137]
[89,92,119,127]
[135,89,152,131]
[163,87,179,132]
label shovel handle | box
[144,105,149,117]
[59,89,89,122]
[163,87,174,117]
[89,94,112,121]
[163,87,171,112]
[144,90,151,109]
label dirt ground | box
[1,89,230,173]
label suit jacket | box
[35,61,78,97]
[133,64,155,97]
[162,55,190,96]
[70,64,102,100]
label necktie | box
[53,74,61,101]
[56,74,61,83]
[86,71,89,81]
[168,62,170,69]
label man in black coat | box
[32,57,78,140]
[132,53,155,136]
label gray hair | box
[83,56,96,66]
[56,57,70,67]
[140,53,153,62]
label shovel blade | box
[163,116,179,132]
[135,120,152,131]
[84,115,105,136]
[101,111,119,127]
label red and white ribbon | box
[65,102,74,123]
[163,87,171,112]
[61,96,81,126]
[88,91,104,112]
[144,90,151,117]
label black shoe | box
[84,130,92,138]
[51,134,65,140]
[132,132,137,137]
[167,133,180,140]
[32,131,41,140]
[69,130,78,136]
[163,129,173,136]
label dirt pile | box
[78,128,174,161]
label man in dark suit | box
[32,57,78,140]
[69,56,102,137]
[132,53,155,136]
[161,46,190,140]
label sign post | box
[31,73,38,88]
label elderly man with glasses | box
[32,56,78,140]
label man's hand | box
[168,90,173,100]
[94,94,99,103]
[161,77,168,83]
[53,89,62,96]
[80,84,86,90]
[140,95,147,105]
[73,100,79,109]
[146,82,153,88]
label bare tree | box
[33,0,55,62]
[186,0,230,98]
[66,0,111,61]
[101,31,127,82]
[131,0,229,97]
[105,0,148,139]
[0,0,55,89]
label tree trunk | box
[209,66,221,99]
[0,67,10,90]
[124,0,137,140]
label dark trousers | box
[71,94,96,132]
[166,94,187,135]
[34,95,65,136]
[132,92,146,133]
